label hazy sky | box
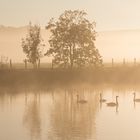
[1,0,140,31]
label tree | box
[45,10,102,69]
[22,23,44,69]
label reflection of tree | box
[0,93,6,109]
[47,90,99,140]
[23,94,41,140]
[0,91,16,110]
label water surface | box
[0,86,140,140]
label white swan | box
[133,92,140,102]
[107,96,119,107]
[77,95,87,104]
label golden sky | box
[1,0,140,31]
[1,0,140,62]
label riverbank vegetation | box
[0,10,139,86]
[0,66,140,86]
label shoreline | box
[0,67,140,86]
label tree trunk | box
[70,45,73,69]
[33,61,37,69]
[24,59,27,69]
[52,59,54,70]
[38,59,40,69]
[69,43,75,69]
[72,43,75,68]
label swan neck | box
[116,97,118,104]
[134,93,135,101]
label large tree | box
[46,10,102,69]
[22,23,44,68]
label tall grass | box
[0,66,140,87]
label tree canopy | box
[21,23,44,68]
[46,10,102,69]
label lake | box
[0,85,140,140]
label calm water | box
[0,86,140,140]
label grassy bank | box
[0,66,140,87]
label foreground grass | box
[0,66,140,87]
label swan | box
[133,92,140,102]
[77,95,87,104]
[100,93,106,102]
[107,96,119,107]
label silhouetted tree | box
[24,59,27,69]
[22,23,44,69]
[45,10,102,69]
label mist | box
[1,26,140,63]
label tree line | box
[21,10,102,69]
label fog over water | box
[1,1,140,140]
